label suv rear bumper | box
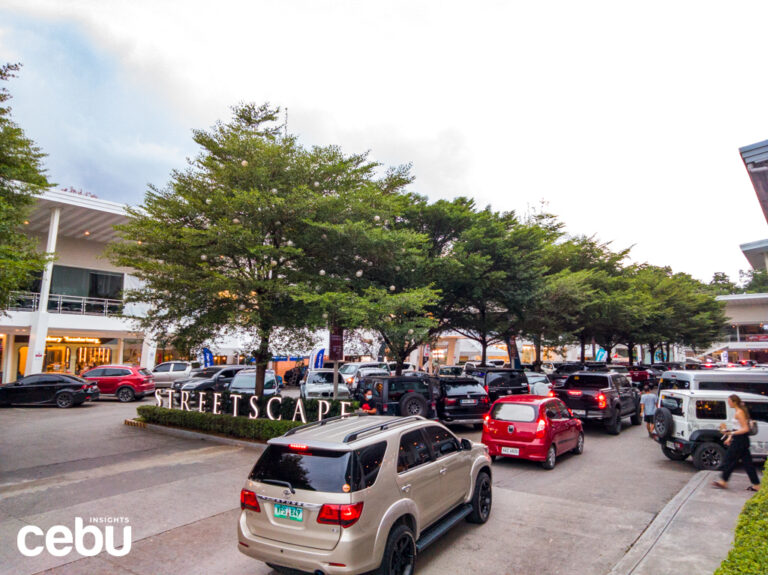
[237,512,377,575]
[656,436,694,456]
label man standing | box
[640,386,658,437]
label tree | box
[706,272,739,296]
[0,63,50,313]
[740,269,768,294]
[111,103,416,394]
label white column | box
[26,208,60,375]
[2,334,14,383]
[141,337,157,370]
[116,338,124,364]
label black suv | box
[549,362,609,387]
[466,367,530,401]
[436,377,490,428]
[355,374,439,417]
[554,371,641,434]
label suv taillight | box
[535,417,547,438]
[317,502,364,527]
[484,385,489,394]
[480,396,489,404]
[240,489,260,512]
[445,398,457,406]
[597,393,607,409]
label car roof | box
[661,369,768,382]
[269,415,430,449]
[660,389,768,401]
[89,365,135,369]
[493,394,556,405]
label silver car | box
[151,361,195,388]
[301,369,350,400]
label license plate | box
[274,504,303,522]
[501,447,519,456]
[572,409,586,416]
[460,399,477,405]
[666,441,676,450]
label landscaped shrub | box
[136,405,302,441]
[714,459,768,575]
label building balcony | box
[7,291,123,317]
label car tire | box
[542,445,557,469]
[398,392,428,417]
[56,392,74,409]
[693,442,726,471]
[116,387,136,403]
[630,402,642,425]
[661,446,688,461]
[467,471,492,523]
[376,523,416,575]
[605,410,622,435]
[573,432,585,455]
[654,407,674,439]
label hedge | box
[714,459,768,575]
[136,405,302,441]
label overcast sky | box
[2,1,768,283]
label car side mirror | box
[460,438,472,451]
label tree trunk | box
[579,334,586,363]
[534,335,542,371]
[648,342,656,364]
[395,354,405,376]
[504,335,515,365]
[638,344,644,364]
[666,342,672,363]
[481,338,488,366]
[627,341,635,365]
[605,344,613,364]
[254,338,270,397]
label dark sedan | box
[436,377,490,428]
[173,365,247,403]
[0,373,99,408]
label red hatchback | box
[481,395,584,470]
[82,365,155,402]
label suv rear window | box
[565,374,609,388]
[491,403,536,422]
[659,377,689,391]
[138,368,151,376]
[487,371,526,386]
[441,381,484,394]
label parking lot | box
[0,398,696,575]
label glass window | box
[89,270,123,300]
[355,442,387,489]
[659,395,684,416]
[308,372,336,384]
[440,380,485,394]
[439,366,463,376]
[85,368,105,377]
[249,445,354,492]
[21,375,44,385]
[545,403,560,419]
[105,368,131,377]
[615,375,632,389]
[423,426,459,458]
[138,368,151,376]
[172,363,188,372]
[565,374,610,388]
[556,401,572,419]
[695,400,727,420]
[487,371,527,386]
[659,377,689,391]
[491,403,536,422]
[154,364,171,373]
[397,429,432,473]
[745,402,768,424]
[699,380,768,397]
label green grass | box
[714,459,768,575]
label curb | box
[123,418,267,450]
[608,470,712,575]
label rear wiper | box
[261,479,295,494]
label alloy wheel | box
[118,388,134,402]
[700,446,722,469]
[479,476,492,519]
[389,532,415,575]
[56,394,72,408]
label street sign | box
[329,327,344,361]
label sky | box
[1,1,768,283]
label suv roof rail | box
[283,415,353,437]
[343,416,423,443]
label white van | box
[657,370,768,397]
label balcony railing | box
[7,291,123,316]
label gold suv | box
[238,414,492,575]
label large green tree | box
[111,103,421,393]
[0,63,50,313]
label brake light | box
[567,390,582,397]
[548,391,555,397]
[535,417,547,438]
[445,398,457,406]
[597,393,607,409]
[346,377,354,384]
[289,444,308,450]
[240,489,260,512]
[484,385,489,394]
[317,502,364,527]
[480,395,489,404]
[81,384,89,390]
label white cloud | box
[4,0,768,280]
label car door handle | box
[401,484,411,493]
[439,467,447,475]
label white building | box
[0,190,156,382]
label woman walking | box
[712,394,761,492]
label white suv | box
[653,389,768,470]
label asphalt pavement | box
[0,396,704,575]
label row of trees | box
[107,103,727,394]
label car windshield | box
[658,377,689,391]
[610,366,628,373]
[230,371,275,391]
[442,381,485,394]
[360,369,389,377]
[338,364,357,375]
[250,445,355,492]
[307,372,336,384]
[191,368,220,378]
[439,367,463,376]
[491,403,537,422]
[566,374,610,388]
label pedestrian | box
[640,385,658,437]
[712,394,761,492]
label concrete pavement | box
[0,398,709,575]
[609,469,756,575]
